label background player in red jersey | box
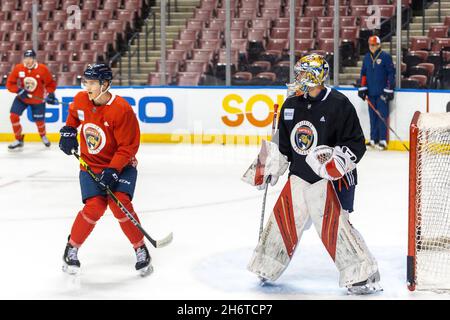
[6,49,58,150]
[58,64,152,276]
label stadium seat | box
[177,72,201,86]
[248,60,271,75]
[42,0,58,12]
[410,37,432,51]
[295,27,314,39]
[304,7,326,17]
[148,72,172,85]
[208,19,225,31]
[428,26,449,39]
[401,78,420,89]
[404,51,428,75]
[294,39,315,58]
[409,75,428,88]
[156,60,180,78]
[184,61,208,73]
[232,71,253,85]
[251,72,277,85]
[57,72,77,86]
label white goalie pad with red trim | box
[241,140,289,187]
[303,179,379,287]
[248,176,378,287]
[247,175,312,281]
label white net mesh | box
[415,113,450,290]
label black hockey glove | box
[357,86,368,101]
[382,88,394,102]
[17,88,30,100]
[98,168,119,190]
[59,126,78,155]
[45,92,59,105]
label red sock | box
[69,196,108,248]
[108,192,144,249]
[35,120,46,137]
[10,113,23,140]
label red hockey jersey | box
[66,91,140,173]
[6,63,56,105]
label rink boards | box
[0,86,449,150]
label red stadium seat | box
[317,28,334,40]
[46,61,62,74]
[194,9,213,21]
[42,0,58,11]
[200,39,221,52]
[208,19,225,31]
[305,7,326,17]
[186,19,205,30]
[148,73,172,85]
[409,75,427,88]
[201,29,220,40]
[428,26,449,39]
[177,72,201,86]
[103,0,120,10]
[192,49,214,62]
[295,27,314,39]
[69,62,88,76]
[240,0,259,9]
[410,37,432,51]
[57,72,77,86]
[156,60,180,78]
[184,61,208,73]
[167,49,188,61]
[271,28,289,39]
[294,39,316,57]
[317,17,334,29]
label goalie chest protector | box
[278,87,366,184]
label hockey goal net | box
[408,111,450,291]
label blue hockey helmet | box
[23,49,36,58]
[83,63,113,84]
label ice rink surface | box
[0,142,448,300]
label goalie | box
[242,54,381,295]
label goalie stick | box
[258,104,280,240]
[72,150,173,248]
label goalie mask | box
[287,54,330,97]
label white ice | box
[0,142,448,300]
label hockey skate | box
[135,244,153,277]
[375,140,387,151]
[62,242,80,275]
[365,140,376,150]
[41,135,51,147]
[8,135,24,151]
[347,271,383,295]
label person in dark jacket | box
[358,36,395,151]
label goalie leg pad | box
[247,176,312,281]
[303,180,379,287]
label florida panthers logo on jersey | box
[290,120,318,155]
[83,123,106,155]
[23,77,38,92]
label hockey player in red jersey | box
[6,49,58,150]
[58,64,152,276]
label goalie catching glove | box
[242,140,289,189]
[306,145,357,181]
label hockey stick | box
[366,97,409,151]
[72,151,173,248]
[259,104,280,240]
